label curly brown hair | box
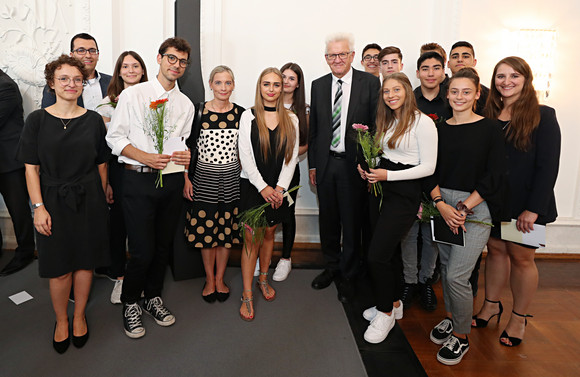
[44,54,88,93]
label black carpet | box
[340,274,428,377]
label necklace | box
[264,105,276,112]
[502,120,511,130]
[208,100,232,113]
[59,118,72,130]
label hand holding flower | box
[144,153,171,170]
[437,202,466,234]
[366,167,388,183]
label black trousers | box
[107,160,127,278]
[368,160,422,313]
[317,156,365,279]
[0,168,35,256]
[120,170,184,304]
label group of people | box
[0,31,560,367]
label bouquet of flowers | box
[143,98,177,188]
[238,185,301,255]
[352,123,383,200]
[416,195,493,227]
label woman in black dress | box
[272,62,309,282]
[17,55,110,353]
[472,57,561,347]
[238,67,299,321]
[96,50,148,304]
[184,65,244,303]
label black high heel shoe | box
[472,298,503,328]
[499,310,533,347]
[53,321,70,354]
[72,316,89,348]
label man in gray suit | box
[0,69,35,276]
[309,33,380,302]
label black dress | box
[17,110,110,278]
[184,104,243,248]
[239,119,290,227]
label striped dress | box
[184,103,244,248]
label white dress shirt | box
[82,72,105,111]
[106,77,194,166]
[238,109,299,192]
[330,67,353,153]
[381,112,438,181]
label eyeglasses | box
[325,52,352,61]
[72,48,99,55]
[162,54,190,68]
[55,77,84,86]
[363,54,379,62]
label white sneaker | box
[254,258,260,277]
[272,258,292,281]
[110,279,123,304]
[363,301,403,321]
[364,311,396,344]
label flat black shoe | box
[72,316,89,348]
[216,284,230,302]
[311,269,335,290]
[202,283,217,303]
[0,255,34,276]
[53,322,70,354]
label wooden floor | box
[235,246,580,377]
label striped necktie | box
[331,79,343,148]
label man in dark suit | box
[309,33,380,302]
[0,69,35,276]
[41,33,111,111]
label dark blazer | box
[308,68,380,184]
[40,71,112,109]
[506,105,560,224]
[0,69,25,173]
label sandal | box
[240,290,254,322]
[499,310,533,347]
[472,298,503,328]
[256,272,276,301]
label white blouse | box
[380,112,438,181]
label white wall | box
[1,0,579,252]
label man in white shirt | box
[106,37,194,339]
[41,33,112,110]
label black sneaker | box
[401,283,417,307]
[143,297,175,326]
[419,282,437,311]
[430,317,453,344]
[437,334,469,365]
[123,302,145,339]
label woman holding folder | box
[426,68,506,365]
[472,57,561,348]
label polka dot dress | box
[184,104,244,248]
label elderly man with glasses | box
[308,33,380,303]
[41,33,112,111]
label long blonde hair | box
[375,73,419,149]
[253,67,296,163]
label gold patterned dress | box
[184,103,244,248]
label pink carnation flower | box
[352,123,369,132]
